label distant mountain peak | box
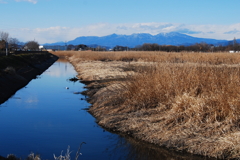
[166,32,182,36]
[44,32,229,48]
[108,33,118,36]
[156,32,184,37]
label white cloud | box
[0,0,7,3]
[15,0,37,4]
[0,0,38,3]
[6,23,240,44]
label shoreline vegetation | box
[52,51,240,159]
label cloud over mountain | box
[7,23,240,44]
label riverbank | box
[0,52,58,104]
[52,51,240,159]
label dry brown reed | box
[53,51,240,159]
[52,51,240,64]
[91,64,240,159]
[120,65,240,159]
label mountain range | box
[44,32,238,48]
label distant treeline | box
[67,44,108,51]
[68,42,240,53]
[132,41,240,52]
[64,38,240,52]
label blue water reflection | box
[0,60,214,160]
[0,61,111,159]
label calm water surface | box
[0,60,213,160]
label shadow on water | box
[102,132,216,160]
[68,76,79,83]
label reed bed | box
[52,51,240,159]
[53,51,240,64]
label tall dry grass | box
[115,64,240,158]
[53,51,240,158]
[89,63,240,158]
[52,51,240,64]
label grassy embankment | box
[53,51,240,159]
[0,52,58,104]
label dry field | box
[52,51,240,159]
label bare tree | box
[0,40,5,50]
[233,37,239,51]
[0,31,9,42]
[25,40,39,51]
[9,38,19,50]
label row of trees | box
[66,44,107,51]
[133,38,240,52]
[66,42,240,52]
[67,44,130,51]
[133,43,213,52]
[0,32,19,51]
[67,39,240,52]
[0,31,40,52]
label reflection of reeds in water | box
[105,132,216,160]
[57,57,69,63]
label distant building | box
[43,45,66,51]
[39,46,44,50]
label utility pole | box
[5,42,8,56]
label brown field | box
[52,51,240,159]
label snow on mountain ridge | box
[43,32,229,48]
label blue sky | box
[1,0,240,44]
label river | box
[0,59,214,160]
